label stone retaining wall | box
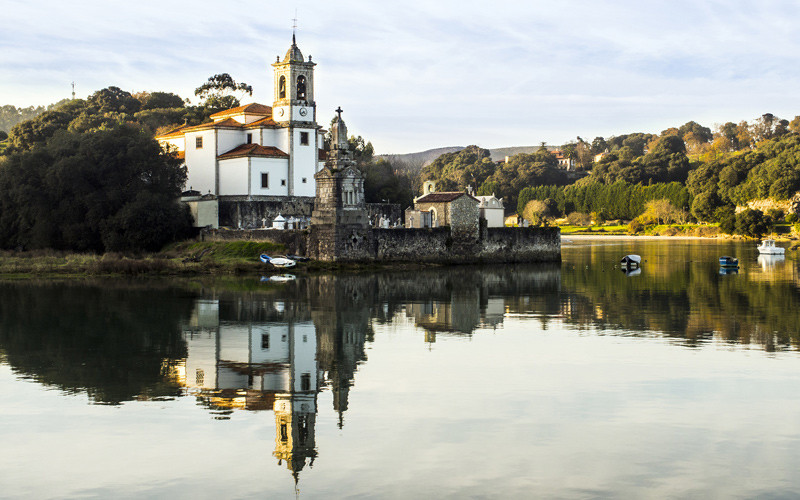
[202,226,561,264]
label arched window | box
[279,76,286,99]
[297,75,307,100]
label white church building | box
[157,35,323,200]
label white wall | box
[218,129,244,156]
[260,128,284,150]
[250,324,290,364]
[218,158,249,195]
[250,158,290,196]
[291,323,318,392]
[184,131,217,194]
[292,127,318,197]
[481,207,505,227]
[182,330,217,390]
[160,137,184,152]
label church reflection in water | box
[172,266,561,481]
[175,282,371,482]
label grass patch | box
[165,241,285,262]
[560,224,628,234]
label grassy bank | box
[559,223,723,237]
[0,241,289,277]
[0,240,436,278]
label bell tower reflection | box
[180,295,322,480]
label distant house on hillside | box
[551,150,576,170]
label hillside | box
[379,145,543,167]
[378,147,464,169]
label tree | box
[88,86,142,114]
[0,125,192,252]
[522,199,552,226]
[135,91,185,110]
[735,209,769,238]
[194,73,253,110]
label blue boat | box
[719,256,739,268]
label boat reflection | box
[757,254,785,271]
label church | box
[157,35,323,215]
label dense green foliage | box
[517,181,691,220]
[346,135,415,208]
[687,133,800,220]
[0,124,193,252]
[420,145,567,209]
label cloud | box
[2,0,799,152]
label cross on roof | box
[335,106,343,119]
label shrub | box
[566,212,591,226]
[786,213,798,224]
[627,219,644,234]
[735,209,769,238]
[766,208,785,223]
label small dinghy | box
[284,254,310,262]
[260,274,297,283]
[719,256,739,268]
[259,254,296,268]
[620,254,641,269]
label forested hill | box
[414,114,800,236]
[379,145,543,168]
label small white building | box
[157,35,323,201]
[476,194,505,227]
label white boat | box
[620,254,641,268]
[757,239,785,255]
[259,254,297,268]
[260,274,297,283]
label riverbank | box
[0,241,449,278]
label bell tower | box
[272,34,316,125]
[272,34,319,197]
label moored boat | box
[620,254,641,269]
[259,254,297,268]
[757,239,785,255]
[719,256,739,268]
[260,274,297,282]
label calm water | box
[2,238,800,499]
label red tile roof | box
[246,116,279,128]
[415,192,478,203]
[218,144,289,160]
[209,103,272,119]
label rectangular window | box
[195,136,203,149]
[281,179,287,186]
[302,177,307,183]
[246,133,253,144]
[300,131,309,145]
[301,373,311,391]
[261,173,269,188]
[261,334,269,350]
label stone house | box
[406,191,480,237]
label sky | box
[2,0,800,154]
